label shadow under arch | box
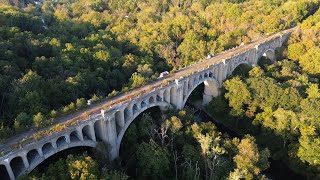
[24,140,97,176]
[116,101,172,154]
[182,77,220,108]
[228,60,252,77]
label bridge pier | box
[202,93,213,105]
[102,111,118,160]
[4,162,15,180]
[172,79,185,110]
[21,154,29,169]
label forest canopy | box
[0,0,319,142]
[0,0,320,179]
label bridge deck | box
[0,28,295,154]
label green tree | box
[230,135,270,179]
[136,140,170,179]
[33,112,45,129]
[224,77,251,116]
[130,72,146,88]
[66,154,99,180]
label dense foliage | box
[0,0,319,142]
[207,8,320,178]
[1,0,320,179]
[26,152,128,180]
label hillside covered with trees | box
[0,0,320,179]
[0,0,319,142]
[207,7,320,179]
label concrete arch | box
[56,136,67,148]
[27,149,40,166]
[82,125,93,141]
[116,101,172,155]
[10,156,25,178]
[23,141,97,176]
[94,120,105,141]
[182,77,220,107]
[42,142,54,156]
[132,104,139,115]
[228,61,251,76]
[0,164,10,180]
[141,100,147,109]
[149,96,155,104]
[70,131,80,142]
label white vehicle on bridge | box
[157,71,169,79]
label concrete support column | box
[65,135,71,144]
[96,111,109,142]
[183,78,189,97]
[52,141,57,149]
[173,79,185,110]
[254,45,260,64]
[37,148,43,157]
[218,62,227,83]
[76,127,84,141]
[115,109,125,128]
[21,154,29,168]
[103,113,118,160]
[164,88,170,103]
[89,124,96,142]
[202,93,213,105]
[4,163,15,180]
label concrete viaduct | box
[0,28,294,179]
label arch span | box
[182,77,220,107]
[24,140,97,176]
[228,60,251,77]
[116,101,172,154]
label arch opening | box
[193,76,199,85]
[0,165,10,180]
[124,107,130,121]
[56,136,67,148]
[94,120,104,141]
[132,104,138,115]
[27,149,40,165]
[119,106,163,175]
[230,63,252,78]
[149,96,155,104]
[156,94,162,102]
[82,125,92,140]
[42,143,54,155]
[209,72,213,77]
[70,131,80,142]
[29,146,95,176]
[183,78,220,107]
[10,156,25,178]
[141,100,147,109]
